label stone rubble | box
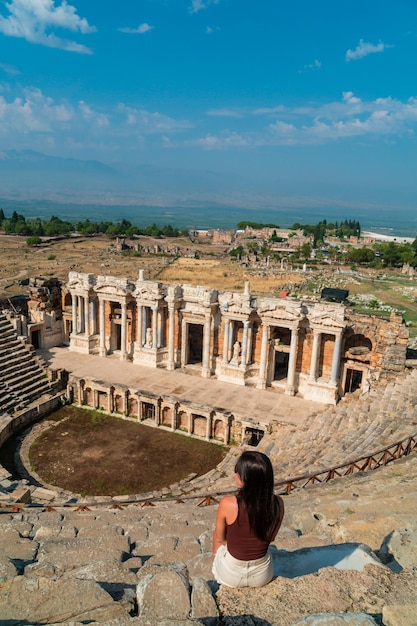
[0,449,416,625]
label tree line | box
[0,209,185,244]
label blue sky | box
[0,0,417,213]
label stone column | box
[120,301,127,361]
[330,332,343,384]
[79,297,84,334]
[167,305,176,370]
[241,321,249,367]
[286,328,299,396]
[90,299,96,335]
[71,294,77,336]
[224,416,231,445]
[157,309,163,348]
[84,296,89,335]
[206,414,211,441]
[152,306,158,349]
[202,314,211,378]
[136,304,143,346]
[247,323,253,365]
[228,321,234,360]
[257,323,269,389]
[309,331,321,381]
[181,321,188,368]
[99,299,106,356]
[222,320,230,363]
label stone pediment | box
[68,272,96,291]
[219,293,252,316]
[257,300,303,323]
[95,276,135,297]
[135,283,165,302]
[182,284,218,306]
[310,313,346,330]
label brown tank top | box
[226,498,270,561]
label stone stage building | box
[60,270,408,407]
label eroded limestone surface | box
[0,451,416,625]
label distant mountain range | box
[0,149,240,201]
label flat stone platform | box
[40,346,322,427]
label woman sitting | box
[212,450,284,588]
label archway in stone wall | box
[270,327,291,382]
[128,396,138,417]
[97,390,107,410]
[114,394,124,413]
[213,418,225,440]
[344,333,372,354]
[193,414,207,438]
[342,333,373,395]
[178,410,188,431]
[85,387,93,405]
[317,333,335,379]
[187,323,203,365]
[162,406,172,427]
[141,402,156,420]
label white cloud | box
[191,93,417,148]
[2,83,417,156]
[207,108,243,118]
[205,25,220,34]
[187,132,248,149]
[78,101,109,127]
[0,62,21,75]
[0,0,95,54]
[118,23,154,34]
[345,39,393,61]
[0,87,73,134]
[299,59,322,73]
[190,0,220,14]
[116,103,193,133]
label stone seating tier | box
[0,312,54,415]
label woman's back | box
[226,497,271,560]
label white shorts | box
[212,545,273,588]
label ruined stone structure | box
[26,277,63,350]
[62,270,409,406]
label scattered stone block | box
[0,575,127,623]
[11,486,32,503]
[377,529,417,570]
[137,566,191,620]
[31,487,57,502]
[191,576,219,624]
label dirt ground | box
[1,232,416,332]
[28,406,227,497]
[0,233,305,298]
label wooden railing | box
[1,432,416,512]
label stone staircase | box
[0,312,54,415]
[258,369,417,481]
[176,369,417,497]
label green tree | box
[26,236,42,246]
[301,243,312,260]
[229,245,244,260]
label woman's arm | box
[212,495,236,558]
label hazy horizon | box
[1,1,417,225]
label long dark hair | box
[235,451,280,542]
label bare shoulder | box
[217,494,238,522]
[219,494,237,510]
